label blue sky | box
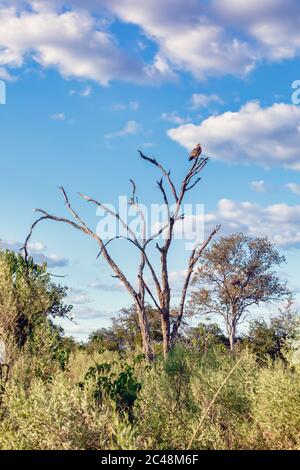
[0,0,300,339]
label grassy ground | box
[0,346,299,450]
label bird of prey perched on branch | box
[189,143,202,161]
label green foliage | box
[28,319,72,377]
[190,233,291,349]
[0,249,72,361]
[0,374,110,449]
[86,305,183,354]
[0,247,299,451]
[1,344,300,450]
[8,321,71,389]
[81,357,142,419]
[186,322,228,352]
[246,308,300,361]
[135,347,257,449]
[250,362,300,449]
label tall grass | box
[0,346,299,450]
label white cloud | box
[168,101,300,170]
[144,52,177,82]
[27,241,47,252]
[111,103,127,111]
[212,0,300,60]
[141,142,154,148]
[105,120,140,139]
[164,197,300,248]
[0,238,69,267]
[89,281,125,292]
[190,93,224,109]
[0,3,171,86]
[80,86,92,97]
[50,112,65,121]
[199,198,300,248]
[73,305,111,320]
[63,324,93,336]
[108,0,256,80]
[129,100,139,111]
[33,253,69,268]
[107,0,300,78]
[111,101,140,111]
[285,183,300,196]
[251,180,267,192]
[161,112,189,125]
[68,288,92,305]
[2,1,300,84]
[70,86,92,97]
[81,0,300,80]
[168,270,188,296]
[0,66,13,80]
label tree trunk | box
[160,249,171,359]
[228,325,236,352]
[136,304,154,361]
[161,311,171,359]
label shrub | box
[1,343,300,450]
[250,362,300,449]
[135,347,257,449]
[81,357,142,420]
[0,374,109,450]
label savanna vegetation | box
[0,232,299,450]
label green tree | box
[87,304,182,353]
[0,250,72,362]
[246,303,299,360]
[190,234,291,351]
[186,322,228,353]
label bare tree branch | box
[171,224,221,342]
[22,195,140,308]
[78,192,138,242]
[138,150,178,202]
[186,177,202,192]
[23,148,218,360]
[139,150,215,355]
[79,188,163,299]
[138,275,164,316]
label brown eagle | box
[189,143,202,161]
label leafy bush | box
[135,347,256,449]
[1,343,300,450]
[250,362,300,449]
[0,249,72,363]
[246,310,300,361]
[81,357,142,420]
[0,374,109,450]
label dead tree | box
[137,152,220,356]
[22,151,220,360]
